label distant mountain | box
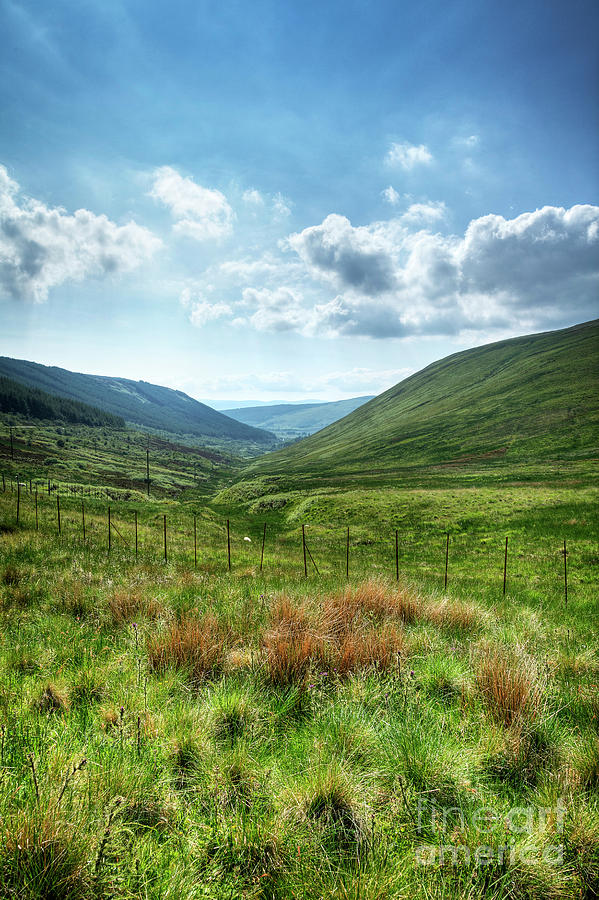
[248,319,599,477]
[224,396,375,438]
[0,375,125,428]
[208,399,318,410]
[0,357,275,444]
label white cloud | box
[241,286,305,332]
[282,204,599,339]
[386,141,433,170]
[273,192,292,218]
[399,201,447,225]
[382,185,401,205]
[453,134,480,150]
[0,164,161,303]
[287,213,400,295]
[180,287,232,327]
[149,165,233,240]
[242,188,265,206]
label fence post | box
[444,532,449,590]
[302,524,307,578]
[563,539,568,606]
[346,526,350,579]
[260,522,266,572]
[503,536,508,595]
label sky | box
[0,0,598,404]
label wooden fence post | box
[260,522,266,572]
[563,539,568,606]
[346,526,350,579]
[302,524,307,578]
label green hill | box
[0,357,274,444]
[0,376,125,428]
[248,320,599,478]
[224,396,374,438]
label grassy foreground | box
[0,473,598,899]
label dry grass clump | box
[334,625,405,676]
[425,598,484,631]
[108,588,163,625]
[35,683,69,715]
[474,645,542,727]
[323,578,419,628]
[147,614,231,681]
[261,591,406,685]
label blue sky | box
[1,0,597,403]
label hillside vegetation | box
[0,357,275,445]
[0,375,125,429]
[249,320,599,480]
[225,396,374,439]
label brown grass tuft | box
[426,598,483,631]
[474,645,542,727]
[108,589,162,625]
[261,591,406,685]
[35,684,68,715]
[323,579,418,631]
[147,614,231,681]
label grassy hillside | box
[249,320,599,479]
[225,396,375,439]
[0,375,125,429]
[1,461,598,900]
[0,357,275,445]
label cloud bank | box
[271,204,598,338]
[0,165,161,303]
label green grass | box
[247,319,599,480]
[0,460,598,899]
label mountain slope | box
[248,319,599,477]
[224,396,375,438]
[0,376,125,428]
[0,358,274,443]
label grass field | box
[1,451,598,899]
